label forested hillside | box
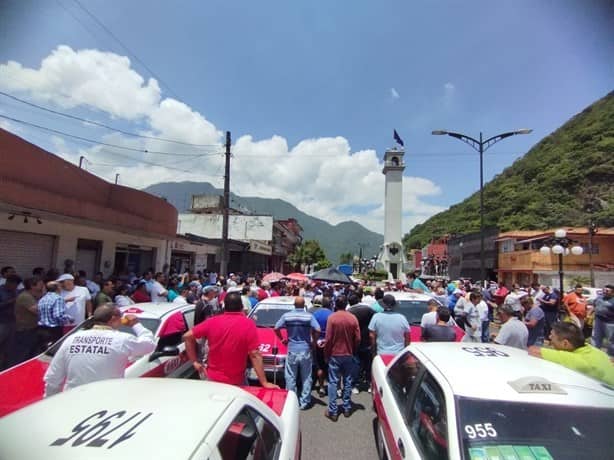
[404,91,614,249]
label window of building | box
[500,240,514,253]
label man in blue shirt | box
[368,294,411,355]
[274,296,320,409]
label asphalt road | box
[300,389,379,460]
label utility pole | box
[220,131,231,276]
[114,173,119,184]
[79,156,85,168]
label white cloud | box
[444,82,455,92]
[390,87,400,99]
[0,46,447,234]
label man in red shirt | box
[183,292,278,388]
[323,295,360,421]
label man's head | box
[436,307,451,324]
[46,281,60,293]
[4,274,22,290]
[102,279,114,295]
[294,296,305,309]
[603,284,614,298]
[407,272,417,280]
[520,295,534,310]
[348,293,360,307]
[374,288,384,301]
[203,285,219,299]
[453,288,463,298]
[1,266,16,278]
[549,322,585,351]
[498,304,515,322]
[92,304,122,329]
[322,296,332,310]
[427,299,440,312]
[154,272,165,283]
[334,295,348,311]
[381,294,398,311]
[56,273,75,291]
[469,292,482,305]
[574,284,583,296]
[543,285,551,293]
[24,276,44,294]
[224,292,243,312]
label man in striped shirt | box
[274,296,320,410]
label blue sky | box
[0,0,612,234]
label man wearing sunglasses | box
[43,304,155,396]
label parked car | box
[0,378,301,459]
[0,302,195,417]
[246,296,311,384]
[383,291,464,343]
[372,342,613,460]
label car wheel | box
[374,417,388,460]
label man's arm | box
[43,342,69,397]
[274,315,286,343]
[369,331,377,352]
[353,319,361,352]
[85,300,93,318]
[183,327,205,375]
[248,349,279,389]
[124,316,156,356]
[324,319,333,358]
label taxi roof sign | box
[508,377,567,395]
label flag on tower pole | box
[393,129,404,147]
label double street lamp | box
[539,229,584,308]
[432,129,532,285]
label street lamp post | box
[432,128,532,286]
[539,229,584,309]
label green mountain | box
[404,91,614,249]
[142,181,383,263]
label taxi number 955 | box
[51,410,153,449]
[464,423,497,439]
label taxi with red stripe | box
[0,378,301,459]
[372,342,613,460]
[0,302,195,417]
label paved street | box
[300,390,378,460]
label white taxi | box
[0,302,195,417]
[372,342,613,460]
[0,378,301,459]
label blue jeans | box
[285,350,313,408]
[481,320,490,343]
[592,316,614,349]
[327,356,357,415]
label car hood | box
[0,357,49,417]
[255,327,288,355]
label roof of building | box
[0,129,177,237]
[409,342,614,407]
[497,227,614,241]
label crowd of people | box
[1,262,613,411]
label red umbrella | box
[262,272,285,283]
[284,272,309,282]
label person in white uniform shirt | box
[43,304,156,396]
[421,299,456,328]
[151,272,168,303]
[58,274,92,326]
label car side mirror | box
[149,345,180,362]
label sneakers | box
[318,387,326,397]
[324,410,338,422]
[343,409,352,418]
[352,387,359,395]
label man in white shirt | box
[58,274,92,326]
[459,292,482,343]
[44,304,156,396]
[421,299,456,329]
[151,272,168,303]
[494,304,529,350]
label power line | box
[0,91,221,148]
[0,114,221,157]
[94,148,222,174]
[71,0,183,101]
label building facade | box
[0,129,177,280]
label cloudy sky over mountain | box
[1,1,612,234]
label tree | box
[339,252,353,264]
[287,240,330,271]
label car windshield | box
[44,318,161,357]
[396,300,430,325]
[249,306,293,327]
[457,397,612,460]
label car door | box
[406,372,450,460]
[375,350,425,459]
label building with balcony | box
[496,228,614,288]
[271,219,303,273]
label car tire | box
[374,417,388,460]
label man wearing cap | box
[57,274,92,327]
[368,294,411,355]
[494,303,529,350]
[43,304,156,396]
[194,285,219,325]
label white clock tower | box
[376,146,408,281]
